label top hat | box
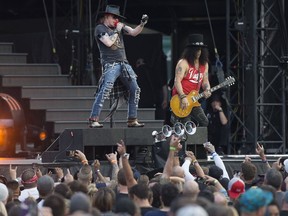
[186,34,207,47]
[100,5,126,19]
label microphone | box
[141,15,149,23]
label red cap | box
[228,177,245,199]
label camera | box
[47,168,56,174]
[66,150,76,157]
[195,176,207,184]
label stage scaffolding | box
[226,0,288,154]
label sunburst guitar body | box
[170,76,235,118]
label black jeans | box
[170,106,208,127]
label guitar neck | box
[194,84,224,101]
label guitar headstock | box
[223,76,235,86]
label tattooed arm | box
[98,31,120,47]
[174,59,189,110]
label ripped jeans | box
[90,62,140,119]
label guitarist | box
[170,34,211,126]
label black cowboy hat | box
[186,34,207,47]
[99,5,126,19]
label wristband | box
[81,159,88,164]
[218,109,223,112]
[169,146,176,151]
[211,152,217,158]
[192,160,198,165]
[180,94,186,99]
[111,160,117,164]
[213,179,218,185]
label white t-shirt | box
[18,187,39,202]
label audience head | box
[161,183,179,207]
[92,187,115,212]
[114,197,140,216]
[129,183,151,201]
[238,187,273,214]
[198,189,214,203]
[264,168,283,190]
[68,180,88,194]
[37,175,54,197]
[228,177,245,200]
[0,175,8,185]
[54,183,73,199]
[241,161,257,182]
[70,192,92,215]
[77,164,93,184]
[150,182,161,208]
[208,165,223,180]
[266,199,280,216]
[43,193,66,216]
[21,168,38,188]
[183,180,200,200]
[6,180,21,200]
[0,182,9,204]
[117,168,127,186]
[137,174,149,185]
[176,204,208,216]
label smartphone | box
[203,142,210,148]
[47,168,56,174]
[66,150,76,157]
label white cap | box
[284,159,288,173]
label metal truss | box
[226,0,287,154]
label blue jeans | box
[90,62,140,119]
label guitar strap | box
[196,67,201,91]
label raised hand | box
[117,140,126,156]
[140,14,149,25]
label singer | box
[88,4,148,128]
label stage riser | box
[29,98,95,109]
[21,86,96,98]
[1,75,70,87]
[0,64,60,75]
[41,127,208,163]
[0,42,13,53]
[0,54,27,63]
[46,109,156,121]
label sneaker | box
[88,118,103,128]
[127,118,144,127]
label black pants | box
[170,106,208,127]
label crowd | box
[0,137,287,216]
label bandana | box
[21,174,38,185]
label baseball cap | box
[239,187,273,213]
[0,183,8,202]
[284,159,288,172]
[228,177,245,199]
[208,165,223,180]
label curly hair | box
[181,46,209,66]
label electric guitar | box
[170,76,235,118]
